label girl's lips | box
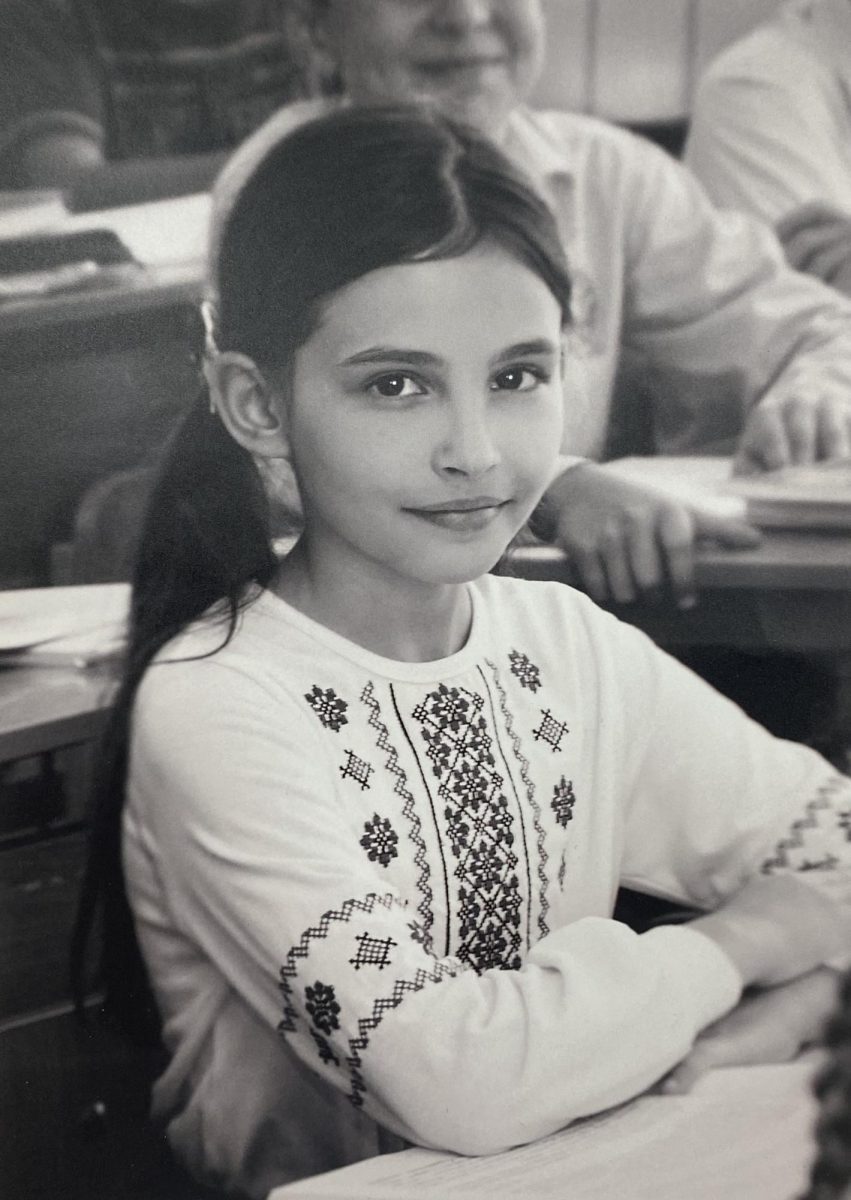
[405,500,510,533]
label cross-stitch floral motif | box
[360,813,399,867]
[509,650,542,693]
[407,919,430,950]
[533,709,569,753]
[349,932,397,971]
[551,777,577,828]
[412,683,523,971]
[304,981,341,1035]
[304,685,349,732]
[340,750,373,791]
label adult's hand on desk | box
[735,391,851,473]
[547,462,760,608]
[660,966,839,1095]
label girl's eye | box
[368,373,427,399]
[492,366,545,393]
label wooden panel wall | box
[534,0,785,118]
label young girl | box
[74,105,851,1199]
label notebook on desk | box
[0,227,139,302]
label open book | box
[272,1057,821,1200]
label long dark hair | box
[71,103,572,1041]
[804,969,851,1200]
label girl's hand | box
[548,462,759,609]
[660,967,840,1095]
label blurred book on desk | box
[605,455,851,531]
[0,584,129,668]
[725,458,851,530]
[0,225,140,302]
[603,456,746,520]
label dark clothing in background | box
[0,0,307,186]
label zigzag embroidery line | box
[345,957,467,1108]
[762,774,851,873]
[361,680,435,943]
[485,658,550,940]
[277,892,397,1035]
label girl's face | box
[285,241,564,595]
[317,0,545,140]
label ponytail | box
[71,382,278,1042]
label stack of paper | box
[0,584,130,668]
[725,458,851,530]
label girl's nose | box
[432,405,501,479]
[430,0,493,33]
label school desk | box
[0,194,209,587]
[0,514,849,767]
[269,1056,821,1200]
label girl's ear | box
[207,352,292,461]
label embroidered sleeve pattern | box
[277,891,468,1110]
[761,773,851,904]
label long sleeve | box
[127,652,742,1158]
[616,133,851,454]
[566,594,851,917]
[518,109,851,459]
[685,28,851,227]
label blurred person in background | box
[687,0,851,298]
[240,0,851,617]
[0,0,317,190]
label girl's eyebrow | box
[340,339,559,369]
[493,339,559,363]
[340,347,442,367]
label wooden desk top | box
[512,530,851,592]
[0,666,115,765]
[1,517,849,766]
[0,193,208,344]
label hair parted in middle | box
[72,104,573,1043]
[210,102,572,368]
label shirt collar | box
[503,106,574,191]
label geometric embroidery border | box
[483,659,550,940]
[761,773,851,875]
[277,891,466,1108]
[361,680,435,947]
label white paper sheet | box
[271,1058,821,1200]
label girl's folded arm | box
[128,658,748,1155]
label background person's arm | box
[776,203,851,298]
[685,39,851,229]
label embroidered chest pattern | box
[411,683,523,971]
[359,813,399,867]
[486,659,550,939]
[304,684,349,732]
[552,777,577,828]
[508,650,542,693]
[340,750,373,791]
[533,708,569,753]
[361,681,435,946]
[349,932,397,972]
